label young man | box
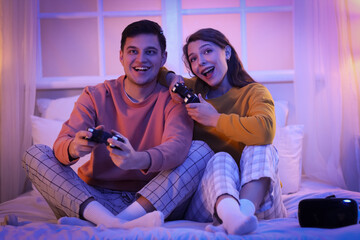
[22,20,213,228]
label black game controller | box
[171,82,200,104]
[85,127,124,149]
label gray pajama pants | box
[184,145,287,223]
[22,141,214,220]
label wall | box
[36,0,296,123]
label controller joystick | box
[85,127,124,149]
[171,82,200,104]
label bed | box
[1,94,359,239]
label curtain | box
[0,0,37,203]
[294,0,360,191]
[337,0,360,192]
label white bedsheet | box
[1,177,360,240]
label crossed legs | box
[22,140,213,228]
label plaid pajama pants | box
[22,141,213,219]
[185,144,287,223]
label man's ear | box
[161,51,167,67]
[119,50,124,65]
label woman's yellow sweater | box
[186,79,276,164]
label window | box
[37,0,294,89]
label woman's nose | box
[198,55,206,65]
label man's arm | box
[157,67,176,87]
[143,100,194,173]
[53,88,98,165]
[106,100,193,173]
[216,84,276,145]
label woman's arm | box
[215,85,276,145]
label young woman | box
[166,28,287,235]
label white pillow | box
[37,95,79,121]
[274,100,289,128]
[30,115,90,173]
[31,115,63,148]
[273,124,305,194]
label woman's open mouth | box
[201,67,214,77]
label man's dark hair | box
[121,19,166,53]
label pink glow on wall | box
[104,16,162,76]
[349,0,360,58]
[39,0,97,13]
[103,0,161,11]
[182,14,242,56]
[246,12,293,71]
[182,0,239,9]
[246,0,293,7]
[348,0,360,84]
[41,18,100,77]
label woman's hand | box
[186,94,220,127]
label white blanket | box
[1,177,360,240]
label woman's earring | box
[225,45,231,60]
[226,52,230,60]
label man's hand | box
[68,125,104,159]
[167,72,185,104]
[107,130,151,170]
[185,94,220,127]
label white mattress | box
[1,177,360,240]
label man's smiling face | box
[120,34,167,87]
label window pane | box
[39,0,97,13]
[104,16,162,76]
[182,14,241,55]
[246,12,293,71]
[41,18,99,77]
[103,0,161,11]
[246,0,293,7]
[182,0,239,9]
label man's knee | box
[22,144,58,175]
[187,140,214,167]
[178,141,214,178]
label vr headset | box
[298,195,359,228]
